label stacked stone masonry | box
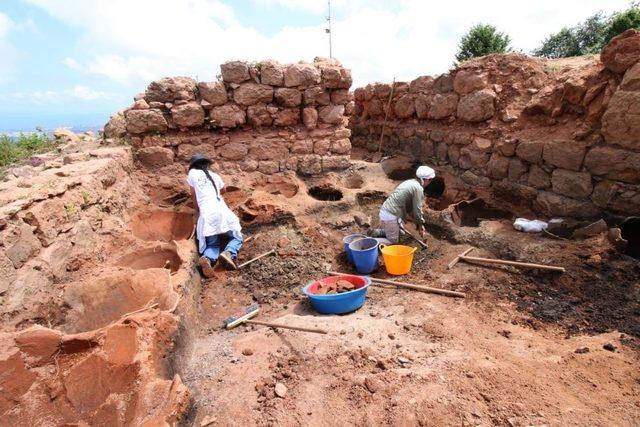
[350,29,640,218]
[107,58,353,176]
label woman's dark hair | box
[188,154,220,200]
[424,176,445,198]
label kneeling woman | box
[187,154,243,277]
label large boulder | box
[125,109,168,134]
[393,95,415,118]
[429,93,458,119]
[209,104,246,128]
[274,88,302,107]
[136,147,174,169]
[317,105,345,125]
[219,143,248,160]
[103,111,127,139]
[600,29,640,74]
[584,146,640,184]
[302,107,318,129]
[273,108,300,126]
[247,104,275,127]
[284,63,321,87]
[453,70,488,95]
[542,140,586,171]
[197,81,227,106]
[516,141,544,163]
[145,77,197,102]
[260,60,284,86]
[601,66,640,150]
[535,192,600,218]
[171,102,205,128]
[527,165,551,189]
[409,76,434,93]
[233,83,274,106]
[456,89,496,122]
[220,61,250,83]
[487,153,509,179]
[319,66,352,89]
[303,86,330,106]
[551,169,593,200]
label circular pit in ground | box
[308,185,343,201]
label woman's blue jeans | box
[203,230,243,262]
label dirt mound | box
[0,311,188,425]
[130,209,194,241]
[62,268,179,332]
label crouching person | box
[187,154,243,277]
[373,165,436,243]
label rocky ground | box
[1,106,639,425]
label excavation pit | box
[381,155,419,181]
[130,209,194,242]
[620,217,640,259]
[252,176,299,198]
[451,198,513,227]
[308,185,343,201]
[116,244,182,273]
[343,173,364,189]
[62,269,179,333]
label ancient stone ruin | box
[106,58,354,176]
[1,30,639,426]
[351,30,640,218]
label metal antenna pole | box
[327,0,332,58]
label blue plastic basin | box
[302,275,371,314]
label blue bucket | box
[343,233,367,263]
[349,237,379,274]
[302,275,371,314]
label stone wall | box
[105,58,353,176]
[350,30,640,218]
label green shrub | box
[455,24,511,63]
[604,7,640,43]
[0,128,56,172]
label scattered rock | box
[274,382,287,398]
[575,347,590,354]
[364,376,384,393]
[242,348,254,356]
[603,343,616,352]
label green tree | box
[455,24,511,63]
[533,12,607,58]
[604,7,640,42]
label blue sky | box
[0,0,632,132]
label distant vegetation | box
[455,24,511,63]
[0,129,55,171]
[534,5,640,58]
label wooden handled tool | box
[448,248,565,273]
[237,249,275,269]
[399,224,428,249]
[327,271,465,298]
[223,304,328,334]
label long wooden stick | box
[377,78,396,153]
[246,319,328,334]
[447,248,474,270]
[460,255,565,273]
[237,249,275,269]
[327,271,465,298]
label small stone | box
[388,333,396,340]
[339,329,346,335]
[274,382,287,398]
[357,332,363,338]
[397,357,410,364]
[364,376,383,393]
[575,347,590,354]
[603,343,616,352]
[200,415,217,426]
[242,348,254,356]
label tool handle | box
[400,224,428,248]
[245,319,328,334]
[237,249,275,269]
[447,248,474,269]
[460,255,565,272]
[327,271,465,298]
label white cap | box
[416,165,435,180]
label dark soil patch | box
[452,198,512,227]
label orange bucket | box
[379,244,417,275]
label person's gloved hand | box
[419,226,427,238]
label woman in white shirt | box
[187,154,243,277]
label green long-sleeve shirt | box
[381,179,425,227]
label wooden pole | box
[399,224,428,248]
[327,271,465,298]
[246,319,328,334]
[459,255,565,273]
[447,247,474,270]
[237,249,275,269]
[377,78,396,154]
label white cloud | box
[6,86,111,103]
[62,57,81,70]
[0,12,14,37]
[28,0,633,89]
